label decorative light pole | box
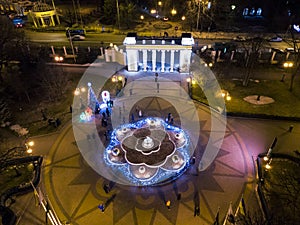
[25,140,34,154]
[196,0,201,31]
[116,0,121,30]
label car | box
[269,36,282,42]
[285,48,295,52]
[233,36,247,42]
[70,35,85,41]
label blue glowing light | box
[103,117,191,186]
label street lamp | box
[181,16,186,21]
[74,87,86,96]
[283,61,294,68]
[150,9,157,14]
[171,8,177,16]
[54,55,63,62]
[220,90,231,101]
[140,15,144,20]
[265,158,272,170]
[25,140,34,154]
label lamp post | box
[196,0,201,31]
[116,0,121,30]
[67,29,76,63]
[186,77,191,97]
[171,8,177,16]
[54,55,63,62]
[74,87,86,109]
[25,140,34,154]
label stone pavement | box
[9,66,260,225]
[42,69,257,225]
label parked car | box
[233,36,247,42]
[269,36,282,42]
[71,35,85,41]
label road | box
[26,30,293,50]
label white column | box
[230,51,235,61]
[127,49,138,71]
[170,50,174,72]
[143,50,147,71]
[50,15,55,26]
[40,17,46,27]
[161,50,165,72]
[63,46,67,56]
[270,51,276,63]
[51,46,55,55]
[152,50,156,72]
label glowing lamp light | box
[27,148,33,154]
[158,1,162,6]
[283,62,294,68]
[171,9,177,16]
[192,79,196,85]
[74,89,80,96]
[263,156,269,161]
[54,56,63,62]
[181,16,186,21]
[265,164,271,169]
[80,87,86,92]
[221,92,226,97]
[27,141,34,147]
[208,62,213,67]
[112,76,117,82]
[150,9,156,14]
[140,15,144,20]
[186,77,191,83]
[118,76,123,81]
[226,95,232,101]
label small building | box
[123,33,194,73]
[29,2,60,27]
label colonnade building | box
[123,33,194,73]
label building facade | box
[123,33,194,73]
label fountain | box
[104,117,191,186]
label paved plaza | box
[8,61,300,225]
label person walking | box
[138,109,143,118]
[106,108,110,117]
[98,204,105,212]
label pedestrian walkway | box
[38,69,257,225]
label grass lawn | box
[192,78,300,118]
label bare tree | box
[263,160,300,225]
[239,37,269,86]
[38,66,69,102]
[0,16,26,84]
